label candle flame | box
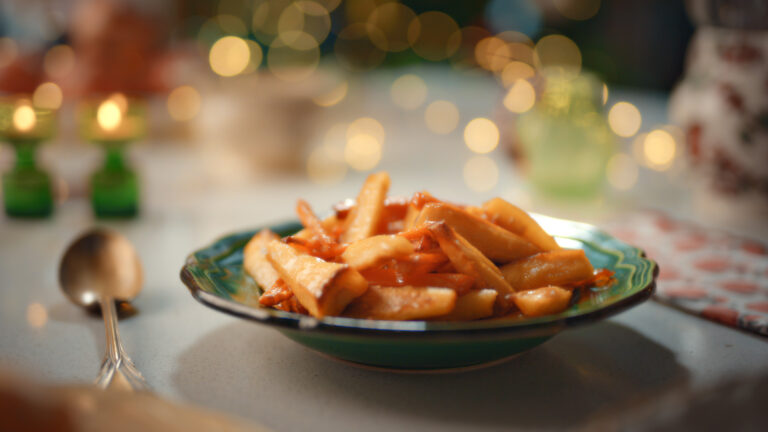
[97,100,122,131]
[13,104,36,132]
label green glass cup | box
[78,94,146,218]
[0,101,56,218]
[515,70,615,198]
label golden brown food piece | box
[266,241,368,318]
[402,204,420,230]
[511,286,572,317]
[434,289,497,321]
[343,286,456,320]
[292,214,340,242]
[258,279,293,306]
[341,172,390,243]
[415,203,539,263]
[341,235,414,270]
[428,222,515,308]
[500,250,594,291]
[296,199,335,242]
[243,229,281,290]
[483,197,560,251]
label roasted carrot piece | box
[428,221,515,310]
[416,203,539,263]
[341,172,390,243]
[511,286,572,317]
[343,286,456,320]
[410,191,442,210]
[259,279,293,306]
[296,199,335,243]
[274,295,309,314]
[500,250,594,291]
[483,197,560,251]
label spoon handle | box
[95,296,149,391]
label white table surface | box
[1,66,766,431]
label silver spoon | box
[59,228,148,391]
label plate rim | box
[180,216,658,339]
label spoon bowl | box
[59,229,143,308]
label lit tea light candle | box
[84,93,145,142]
[1,98,55,141]
[97,99,122,131]
[13,103,37,132]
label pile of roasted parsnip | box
[244,172,610,321]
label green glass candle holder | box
[0,101,56,218]
[3,139,53,217]
[90,143,139,218]
[78,94,147,219]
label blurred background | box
[3,2,768,426]
[0,0,765,232]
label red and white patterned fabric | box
[604,210,768,336]
[670,27,768,198]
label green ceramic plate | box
[180,215,657,371]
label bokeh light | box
[463,156,499,192]
[608,101,642,137]
[554,0,601,21]
[43,44,75,78]
[347,117,385,145]
[503,79,536,113]
[335,23,386,71]
[315,0,341,12]
[217,14,248,36]
[32,82,63,110]
[606,153,638,190]
[501,61,536,87]
[498,31,535,62]
[209,36,251,77]
[252,0,295,44]
[313,81,348,107]
[344,117,385,169]
[407,11,460,61]
[97,100,122,131]
[475,32,534,75]
[242,40,264,74]
[167,86,201,122]
[345,134,382,171]
[643,129,676,170]
[424,100,460,134]
[251,0,272,34]
[267,35,321,81]
[534,34,581,76]
[475,37,511,73]
[307,140,347,184]
[390,74,427,110]
[450,26,491,68]
[464,118,499,154]
[26,303,47,328]
[367,3,416,52]
[0,37,18,69]
[602,83,609,105]
[345,0,378,23]
[277,1,331,49]
[632,132,648,162]
[13,103,36,132]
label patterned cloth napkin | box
[603,210,768,336]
